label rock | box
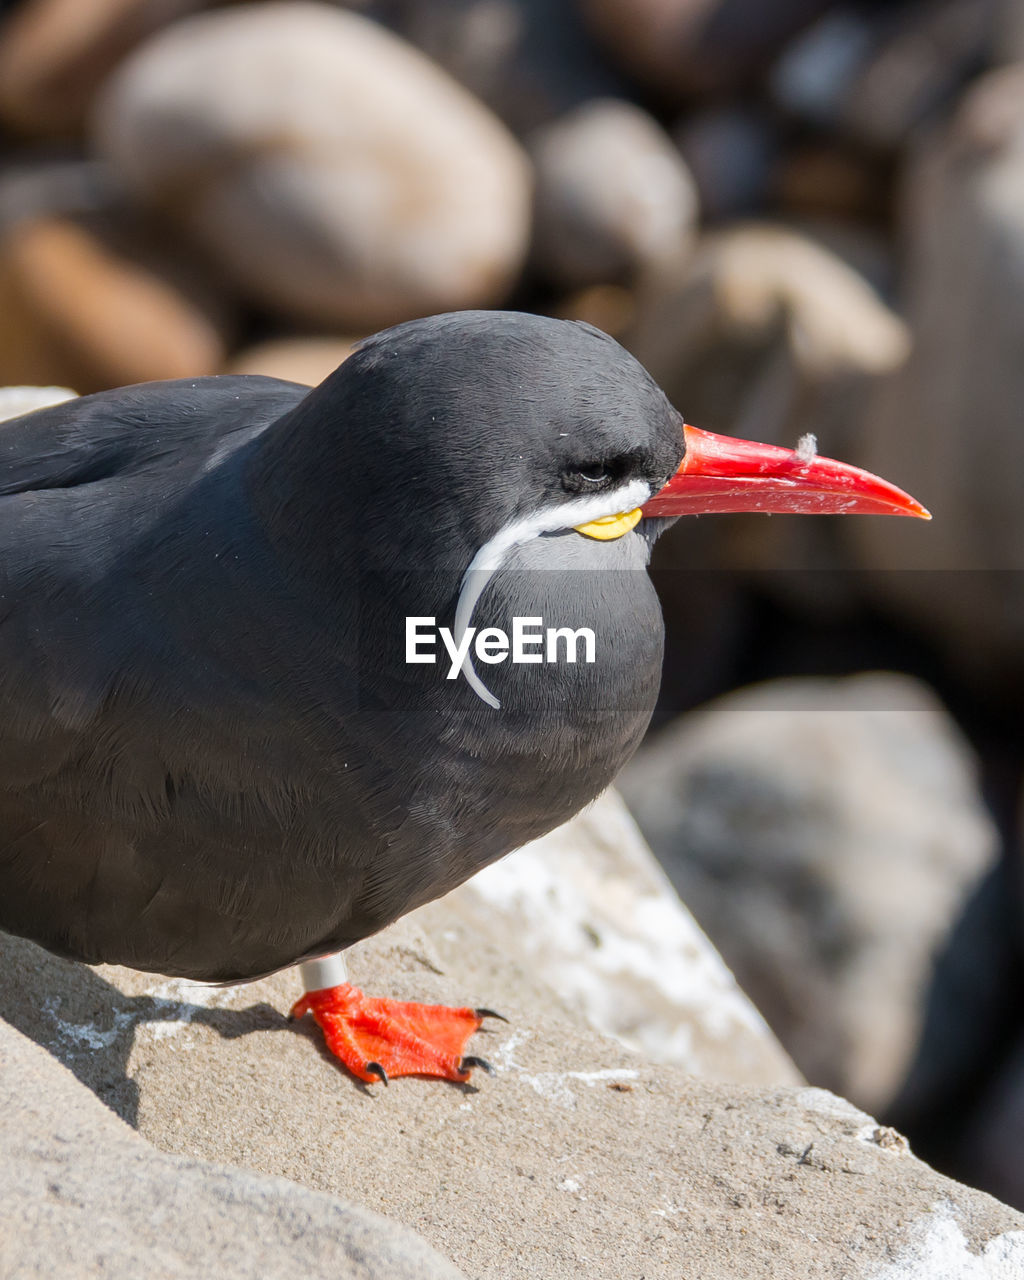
[446,790,801,1083]
[225,336,357,384]
[529,99,697,289]
[619,674,1000,1114]
[673,107,777,221]
[551,283,637,340]
[93,3,532,329]
[996,0,1024,59]
[775,144,888,222]
[0,214,232,392]
[881,847,1024,1197]
[0,384,76,420]
[849,66,1024,690]
[577,0,834,100]
[0,0,207,137]
[770,8,876,127]
[839,0,996,150]
[3,865,1023,1277]
[0,1018,466,1279]
[0,156,113,226]
[626,223,910,401]
[362,0,626,134]
[773,0,997,150]
[622,224,909,598]
[886,773,1024,1213]
[956,1028,1024,1211]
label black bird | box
[0,311,927,1083]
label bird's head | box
[333,310,927,554]
[272,311,928,710]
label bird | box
[0,310,928,1085]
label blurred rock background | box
[1,0,1022,1214]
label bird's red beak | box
[641,423,930,520]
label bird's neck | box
[245,374,484,611]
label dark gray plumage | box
[0,311,683,981]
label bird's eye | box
[561,457,629,494]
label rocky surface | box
[0,0,207,137]
[4,873,1024,1279]
[529,99,697,289]
[0,214,231,391]
[0,1016,466,1279]
[625,223,910,615]
[446,790,800,1084]
[674,107,777,220]
[224,336,357,384]
[362,0,626,134]
[954,1028,1024,1215]
[92,2,532,329]
[772,2,995,148]
[997,0,1024,60]
[0,383,76,420]
[578,0,834,99]
[849,63,1024,690]
[625,223,910,416]
[621,674,999,1115]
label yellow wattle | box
[573,508,644,541]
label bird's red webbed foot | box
[290,983,501,1084]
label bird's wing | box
[0,375,311,770]
[0,375,307,497]
[0,373,354,975]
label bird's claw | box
[459,1055,495,1077]
[364,1061,389,1086]
[474,1007,508,1023]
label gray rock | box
[578,0,834,100]
[626,224,910,411]
[620,674,999,1114]
[839,0,997,149]
[957,1027,1024,1212]
[995,0,1024,59]
[0,157,113,229]
[0,384,76,419]
[771,9,876,128]
[849,65,1024,687]
[446,789,801,1084]
[773,1,994,148]
[0,1017,466,1279]
[3,886,1023,1278]
[623,224,909,606]
[224,336,357,384]
[359,0,626,134]
[674,107,777,221]
[93,3,532,328]
[529,99,698,289]
[0,0,208,137]
[0,213,234,392]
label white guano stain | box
[868,1203,1024,1280]
[42,997,135,1053]
[41,978,251,1056]
[139,978,249,1043]
[492,1028,639,1109]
